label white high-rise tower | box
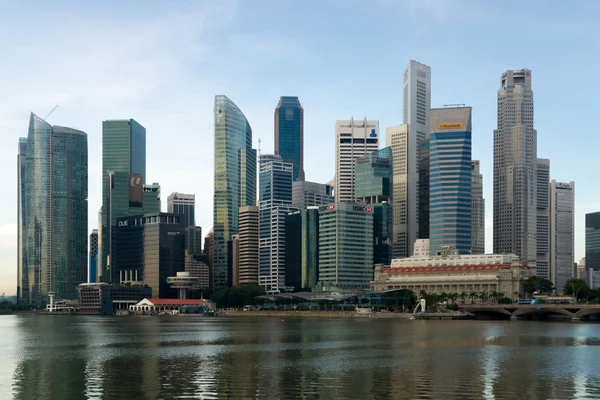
[493,69,537,272]
[334,118,379,203]
[550,180,575,292]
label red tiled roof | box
[382,264,518,274]
[145,298,206,305]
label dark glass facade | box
[586,212,600,272]
[114,213,185,298]
[285,212,302,290]
[89,230,98,283]
[19,113,88,304]
[275,96,304,181]
[301,208,320,289]
[418,138,430,239]
[213,95,256,289]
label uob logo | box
[130,176,142,186]
[369,129,377,138]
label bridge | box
[462,304,600,320]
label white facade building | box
[493,69,538,274]
[550,180,575,293]
[413,239,430,257]
[335,118,379,203]
[402,60,431,257]
[386,124,409,257]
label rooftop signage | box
[437,123,464,130]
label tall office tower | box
[100,119,146,283]
[284,212,302,290]
[89,230,99,284]
[231,234,240,286]
[586,212,600,286]
[577,257,586,279]
[17,137,27,304]
[386,124,410,257]
[429,107,472,255]
[335,118,379,203]
[354,147,393,265]
[167,192,195,227]
[114,213,185,298]
[403,60,431,255]
[317,203,374,291]
[204,229,214,288]
[275,96,304,181]
[185,226,202,256]
[213,95,257,289]
[238,206,259,286]
[493,69,537,272]
[471,160,485,254]
[418,138,430,240]
[536,159,551,278]
[259,154,296,294]
[285,208,320,291]
[549,181,575,292]
[19,113,88,304]
[292,180,334,209]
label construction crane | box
[44,105,59,120]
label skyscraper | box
[89,230,98,284]
[335,118,379,203]
[418,138,430,240]
[238,206,259,286]
[213,95,257,289]
[291,180,334,209]
[471,160,485,254]
[167,192,195,227]
[549,181,575,293]
[403,60,431,256]
[354,147,393,265]
[275,96,304,181]
[259,154,296,294]
[536,159,551,278]
[100,119,147,283]
[17,137,27,304]
[429,107,472,255]
[493,69,537,271]
[185,226,202,256]
[19,113,88,304]
[586,213,600,287]
[318,203,374,291]
[386,124,410,257]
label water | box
[2,315,600,399]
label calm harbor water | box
[1,315,600,399]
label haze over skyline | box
[2,0,599,295]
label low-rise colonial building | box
[371,245,530,297]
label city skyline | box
[1,1,598,294]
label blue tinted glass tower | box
[429,107,472,255]
[275,96,304,181]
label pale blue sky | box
[1,0,598,294]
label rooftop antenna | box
[44,105,59,120]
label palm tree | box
[497,292,505,303]
[449,293,459,304]
[469,290,478,304]
[479,291,489,304]
[460,291,468,304]
[490,290,498,304]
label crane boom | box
[44,105,59,120]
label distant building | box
[114,213,186,298]
[259,155,296,294]
[204,229,214,288]
[78,283,151,315]
[586,212,600,288]
[167,192,195,227]
[317,203,373,291]
[471,161,485,254]
[577,257,586,279]
[238,206,259,286]
[286,207,321,291]
[285,212,302,290]
[292,180,334,209]
[550,181,575,293]
[89,230,99,283]
[335,118,379,203]
[413,239,430,257]
[185,226,202,256]
[184,252,210,290]
[213,95,257,289]
[354,147,393,265]
[429,107,472,255]
[230,234,240,286]
[275,96,304,181]
[373,247,529,297]
[19,113,88,304]
[418,138,430,240]
[536,159,551,278]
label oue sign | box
[118,220,129,227]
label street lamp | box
[570,283,584,304]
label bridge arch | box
[512,307,574,319]
[573,308,600,320]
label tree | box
[449,293,459,305]
[563,278,591,301]
[523,276,554,295]
[459,291,468,304]
[469,290,478,304]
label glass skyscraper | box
[275,96,304,181]
[213,95,257,289]
[19,113,88,304]
[429,107,472,255]
[586,212,600,280]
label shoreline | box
[222,310,415,319]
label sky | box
[1,0,599,295]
